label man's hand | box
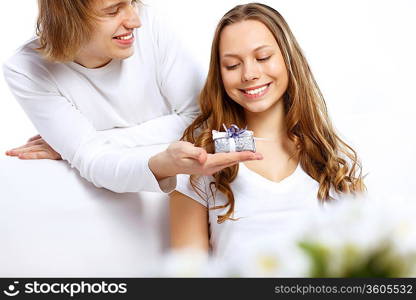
[149,141,262,180]
[5,134,62,160]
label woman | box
[170,3,365,259]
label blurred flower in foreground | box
[157,194,416,277]
[298,195,416,277]
[221,241,311,277]
[157,248,218,277]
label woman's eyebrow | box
[253,45,273,51]
[223,45,273,58]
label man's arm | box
[5,113,190,159]
[3,62,180,193]
[4,64,262,193]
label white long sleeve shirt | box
[3,6,205,193]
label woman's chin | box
[243,103,271,114]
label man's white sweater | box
[3,6,204,193]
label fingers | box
[186,147,206,161]
[5,149,20,156]
[18,151,50,160]
[177,142,207,162]
[211,151,262,165]
[186,148,208,164]
[7,140,43,153]
[211,161,240,173]
[27,134,41,142]
[197,149,207,164]
[6,144,61,160]
[6,136,44,155]
[211,153,261,172]
[233,151,263,162]
[7,145,46,156]
[162,140,263,177]
[198,151,263,176]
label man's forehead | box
[94,0,128,10]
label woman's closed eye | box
[225,55,272,70]
[257,55,272,62]
[225,63,240,70]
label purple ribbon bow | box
[222,124,247,138]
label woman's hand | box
[149,141,262,180]
[5,134,62,160]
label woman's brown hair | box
[182,2,365,223]
[36,0,97,62]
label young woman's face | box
[78,0,141,67]
[219,20,289,114]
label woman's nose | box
[242,61,260,82]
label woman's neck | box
[245,98,287,143]
[243,98,299,181]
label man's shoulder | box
[2,37,67,91]
[3,37,64,77]
[137,4,168,37]
[6,37,42,61]
[138,4,156,23]
[3,37,52,73]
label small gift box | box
[212,124,256,153]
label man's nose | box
[123,5,141,29]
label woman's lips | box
[239,82,272,99]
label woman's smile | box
[239,82,272,99]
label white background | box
[0,0,415,198]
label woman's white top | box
[2,5,204,193]
[176,163,328,259]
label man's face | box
[76,0,141,68]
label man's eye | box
[225,64,239,70]
[108,9,120,16]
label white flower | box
[156,248,213,277]
[297,193,416,276]
[216,239,310,277]
[156,194,416,277]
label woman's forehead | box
[219,20,278,56]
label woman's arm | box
[169,190,209,251]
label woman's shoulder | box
[176,174,216,208]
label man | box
[4,0,261,193]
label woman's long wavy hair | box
[182,3,365,223]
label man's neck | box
[74,52,112,69]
